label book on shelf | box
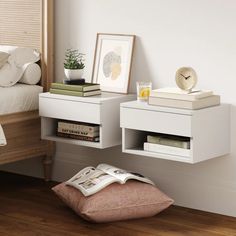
[57,132,100,142]
[147,134,190,149]
[58,121,99,133]
[57,127,99,138]
[150,87,213,101]
[148,95,220,110]
[143,142,191,157]
[66,163,155,196]
[50,88,101,97]
[51,82,100,92]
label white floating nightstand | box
[39,92,135,149]
[120,101,230,163]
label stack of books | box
[144,134,191,157]
[149,87,220,109]
[50,82,101,97]
[57,120,100,142]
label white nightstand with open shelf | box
[39,92,135,149]
[120,101,230,163]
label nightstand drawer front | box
[39,98,101,124]
[121,107,192,137]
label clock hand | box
[185,75,191,80]
[180,74,187,79]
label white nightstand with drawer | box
[39,92,135,149]
[120,101,230,163]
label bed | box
[0,0,54,181]
[0,84,43,115]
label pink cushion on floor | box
[52,180,174,223]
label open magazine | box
[66,164,155,196]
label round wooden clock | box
[175,67,198,91]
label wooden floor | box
[1,172,236,236]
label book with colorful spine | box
[57,121,100,142]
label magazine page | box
[66,166,97,185]
[66,166,117,196]
[97,164,155,186]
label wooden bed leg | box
[42,141,55,181]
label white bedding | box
[0,83,43,115]
[0,125,6,146]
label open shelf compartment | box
[41,117,103,149]
[122,128,193,163]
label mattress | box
[0,83,43,115]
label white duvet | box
[0,125,6,146]
[0,83,43,115]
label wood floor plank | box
[0,171,236,236]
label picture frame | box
[92,33,135,94]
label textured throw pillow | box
[0,61,23,87]
[10,47,40,67]
[52,181,174,223]
[0,51,9,68]
[19,63,41,85]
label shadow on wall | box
[129,36,159,93]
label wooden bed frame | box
[0,0,54,181]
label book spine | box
[144,142,191,157]
[58,122,99,133]
[147,135,190,149]
[51,83,83,92]
[50,88,84,96]
[57,127,99,137]
[51,83,100,92]
[57,132,99,142]
[149,95,220,110]
[150,91,213,101]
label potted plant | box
[64,49,85,80]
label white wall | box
[2,0,236,217]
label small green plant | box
[64,49,85,69]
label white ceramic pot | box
[64,68,84,80]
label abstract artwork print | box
[92,34,135,93]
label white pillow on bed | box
[19,63,41,85]
[0,46,41,87]
[0,60,23,87]
[0,45,18,54]
[10,47,40,67]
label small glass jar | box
[136,81,152,102]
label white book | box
[150,87,213,101]
[143,142,191,157]
[148,95,220,110]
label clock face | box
[175,67,198,91]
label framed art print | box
[92,33,135,94]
